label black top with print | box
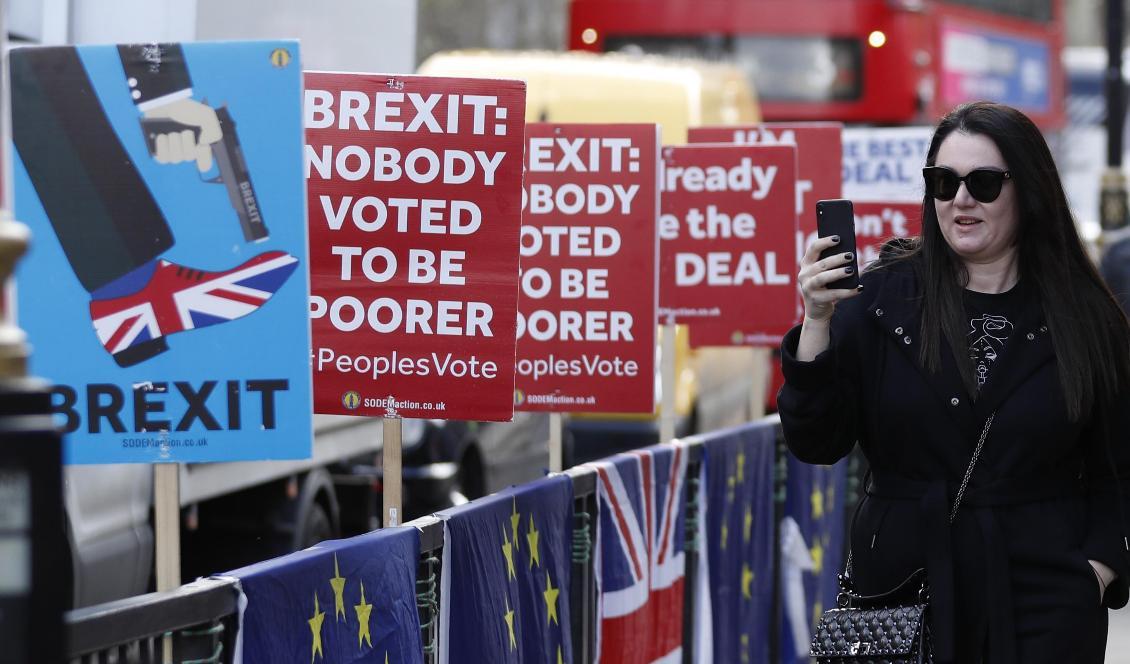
[962,282,1026,390]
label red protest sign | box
[659,145,797,339]
[690,123,842,263]
[689,200,923,349]
[305,73,526,421]
[854,201,922,268]
[687,125,840,349]
[515,123,659,413]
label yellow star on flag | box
[385,653,390,664]
[741,633,750,663]
[826,484,836,512]
[813,598,824,632]
[810,538,825,574]
[511,498,521,554]
[504,599,517,651]
[502,527,516,580]
[743,508,752,544]
[721,522,729,551]
[811,485,825,520]
[736,450,746,483]
[742,564,754,599]
[558,646,563,664]
[544,574,560,625]
[330,554,347,622]
[309,593,325,663]
[355,580,373,650]
[527,514,541,569]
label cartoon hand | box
[143,99,222,172]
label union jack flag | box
[90,251,298,355]
[590,444,688,664]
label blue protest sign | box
[11,41,311,463]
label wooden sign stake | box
[660,321,677,443]
[549,412,564,472]
[154,461,180,664]
[383,417,402,527]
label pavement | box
[1109,608,1130,662]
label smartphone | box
[816,199,860,290]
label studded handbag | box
[809,567,932,663]
[810,413,995,664]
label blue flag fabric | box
[225,526,423,664]
[437,474,573,664]
[779,454,848,663]
[699,421,776,664]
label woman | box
[779,101,1130,663]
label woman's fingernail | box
[844,266,855,274]
[844,252,854,261]
[856,284,864,291]
[831,235,841,243]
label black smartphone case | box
[816,199,860,290]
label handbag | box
[809,413,995,663]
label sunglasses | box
[922,166,1012,203]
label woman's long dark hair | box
[903,101,1130,419]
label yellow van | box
[417,50,759,144]
[417,49,771,460]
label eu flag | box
[700,421,775,664]
[224,526,423,664]
[780,453,847,662]
[437,474,573,664]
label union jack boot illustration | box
[90,251,299,366]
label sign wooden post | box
[549,412,563,472]
[154,462,180,664]
[659,321,677,443]
[154,462,180,590]
[382,418,402,527]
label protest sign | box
[688,124,841,348]
[515,123,659,413]
[853,202,922,268]
[12,41,310,464]
[842,126,933,202]
[690,123,842,259]
[305,73,526,421]
[659,145,797,342]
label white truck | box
[63,415,395,606]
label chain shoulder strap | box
[949,412,995,524]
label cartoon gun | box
[141,106,269,242]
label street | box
[1111,609,1130,662]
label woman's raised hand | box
[799,235,862,323]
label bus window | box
[607,34,863,103]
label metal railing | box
[65,419,794,664]
[66,577,236,664]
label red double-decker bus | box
[568,0,1064,128]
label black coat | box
[778,255,1130,664]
